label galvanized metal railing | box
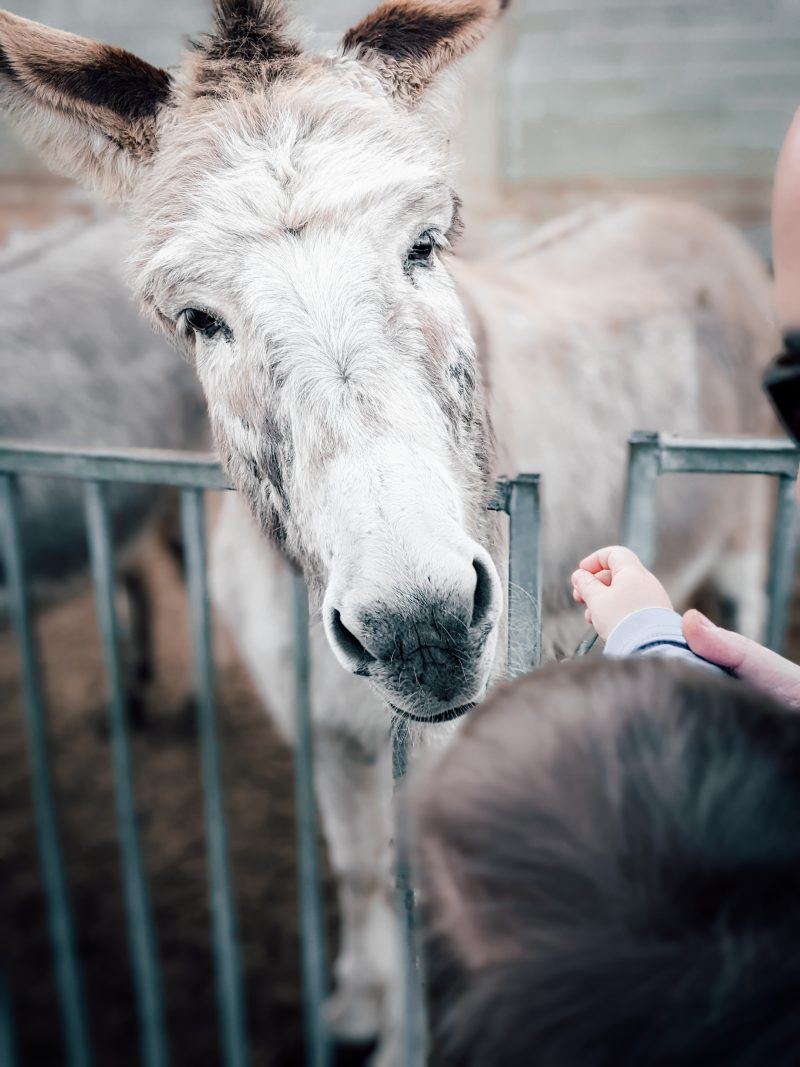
[0,441,542,1067]
[0,444,245,1067]
[2,434,797,1066]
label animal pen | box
[0,433,798,1067]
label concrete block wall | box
[500,0,800,183]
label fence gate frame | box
[1,433,798,1067]
[623,432,799,654]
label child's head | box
[410,657,800,1066]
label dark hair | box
[410,657,800,1066]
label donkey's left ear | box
[0,9,172,202]
[341,0,510,104]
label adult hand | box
[682,609,800,708]
[571,546,673,642]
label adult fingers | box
[681,609,752,671]
[683,609,800,707]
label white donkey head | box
[0,0,509,720]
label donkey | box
[0,0,779,1058]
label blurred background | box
[1,2,799,1065]
[2,0,798,250]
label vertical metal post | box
[0,475,91,1067]
[290,576,331,1067]
[180,489,249,1067]
[0,975,18,1067]
[392,724,426,1067]
[765,474,799,653]
[621,432,661,567]
[83,481,168,1067]
[507,474,542,676]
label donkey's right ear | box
[0,9,171,202]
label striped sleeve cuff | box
[603,608,728,677]
[604,607,688,658]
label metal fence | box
[0,440,540,1067]
[0,433,797,1067]
[623,432,800,652]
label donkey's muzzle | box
[323,544,502,718]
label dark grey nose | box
[323,548,501,713]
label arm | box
[773,106,800,329]
[571,547,726,674]
[571,548,800,701]
[684,104,800,703]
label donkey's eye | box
[183,308,227,339]
[406,231,436,267]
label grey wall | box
[501,0,800,183]
[2,0,799,188]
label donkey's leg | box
[313,723,398,1044]
[209,495,401,1049]
[116,563,155,728]
[306,620,402,1054]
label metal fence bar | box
[83,481,169,1067]
[621,431,661,567]
[0,975,18,1067]
[0,475,92,1067]
[656,438,798,477]
[291,576,332,1067]
[180,489,249,1067]
[766,474,800,653]
[392,723,427,1067]
[0,442,230,490]
[506,475,543,675]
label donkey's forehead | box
[139,65,450,239]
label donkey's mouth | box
[390,701,477,725]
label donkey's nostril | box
[471,555,496,629]
[328,608,375,671]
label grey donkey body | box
[0,1,779,1062]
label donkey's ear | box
[341,0,509,103]
[0,9,171,201]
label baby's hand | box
[571,546,673,642]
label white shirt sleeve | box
[603,607,728,677]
